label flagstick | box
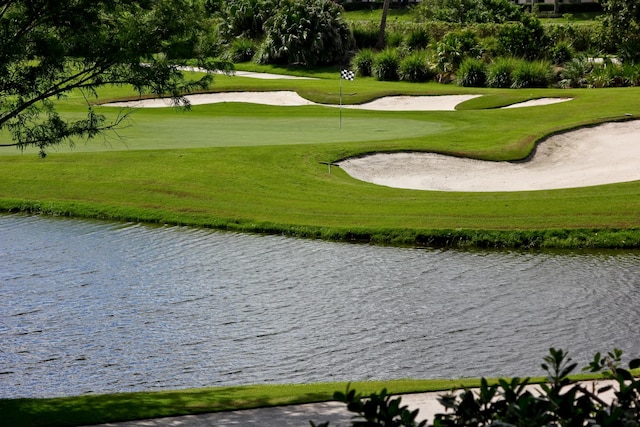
[339,76,343,129]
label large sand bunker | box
[338,120,640,192]
[102,92,482,110]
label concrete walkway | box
[89,390,445,427]
[89,381,616,427]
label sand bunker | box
[102,91,316,108]
[503,98,573,109]
[102,92,481,110]
[338,120,640,192]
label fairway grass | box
[1,74,640,248]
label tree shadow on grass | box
[1,387,336,427]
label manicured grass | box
[1,73,640,248]
[1,379,478,427]
[3,372,622,427]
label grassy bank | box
[1,72,640,249]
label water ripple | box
[1,214,639,398]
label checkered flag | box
[340,69,355,81]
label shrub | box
[313,348,640,427]
[498,14,548,60]
[399,51,435,82]
[457,57,487,87]
[405,28,430,51]
[588,61,627,88]
[352,48,375,77]
[558,57,591,88]
[226,37,256,62]
[351,22,379,49]
[487,57,517,88]
[549,41,574,65]
[436,30,483,74]
[511,60,552,88]
[622,62,640,86]
[373,48,401,81]
[386,31,405,48]
[221,0,277,39]
[257,0,353,66]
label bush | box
[257,0,353,66]
[350,22,379,50]
[352,48,375,77]
[457,57,487,87]
[386,31,405,48]
[226,37,256,62]
[373,48,401,81]
[511,60,552,88]
[588,61,628,88]
[558,57,591,88]
[221,0,277,39]
[405,28,430,51]
[544,23,602,53]
[313,348,640,427]
[498,14,548,60]
[487,56,517,88]
[399,51,435,82]
[549,41,574,65]
[436,30,483,74]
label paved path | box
[90,391,445,427]
[89,381,616,427]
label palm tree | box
[376,0,392,49]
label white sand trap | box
[103,91,316,108]
[102,92,480,110]
[503,98,573,109]
[338,120,640,192]
[341,95,482,111]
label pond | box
[1,214,639,398]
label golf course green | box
[1,69,640,248]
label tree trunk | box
[376,0,391,50]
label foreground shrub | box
[313,348,640,427]
[399,51,435,82]
[457,57,486,87]
[373,48,401,81]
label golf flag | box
[340,69,355,81]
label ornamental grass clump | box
[511,60,552,88]
[399,51,434,82]
[352,48,375,77]
[486,56,517,88]
[373,48,401,81]
[457,57,487,87]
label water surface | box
[1,215,639,398]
